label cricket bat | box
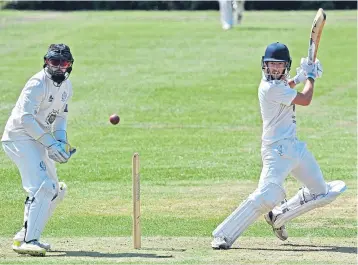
[308,8,326,64]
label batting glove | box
[293,57,323,84]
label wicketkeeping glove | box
[293,57,323,84]
[47,141,76,163]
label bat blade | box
[308,8,326,64]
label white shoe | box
[211,237,231,249]
[13,228,51,251]
[222,24,232,31]
[264,211,288,241]
[12,240,46,256]
[13,239,51,251]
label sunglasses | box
[47,59,72,68]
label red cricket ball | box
[109,114,120,125]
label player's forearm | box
[288,79,296,88]
[21,114,56,146]
[301,77,315,104]
[52,115,68,142]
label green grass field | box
[0,10,356,264]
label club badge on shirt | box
[45,109,59,125]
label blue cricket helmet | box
[262,42,292,70]
[261,42,292,80]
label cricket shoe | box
[13,228,51,251]
[211,237,231,250]
[13,239,51,251]
[222,25,232,31]
[264,211,288,241]
[12,240,47,256]
[222,22,232,31]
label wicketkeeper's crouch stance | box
[218,0,245,30]
[211,42,346,249]
[1,44,76,256]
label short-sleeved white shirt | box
[258,79,298,145]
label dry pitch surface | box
[0,236,356,265]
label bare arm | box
[287,79,296,88]
[291,77,315,106]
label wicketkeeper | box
[1,44,76,256]
[211,42,346,249]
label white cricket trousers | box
[2,140,60,197]
[218,0,244,29]
[259,138,327,196]
[219,0,234,29]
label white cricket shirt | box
[258,79,298,145]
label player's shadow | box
[232,243,357,254]
[284,243,357,254]
[50,250,173,258]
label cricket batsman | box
[211,42,347,249]
[1,44,76,256]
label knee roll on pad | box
[249,182,286,212]
[47,181,67,220]
[52,181,67,202]
[212,182,285,245]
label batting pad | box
[273,180,346,228]
[25,179,56,242]
[13,197,32,241]
[212,182,285,245]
